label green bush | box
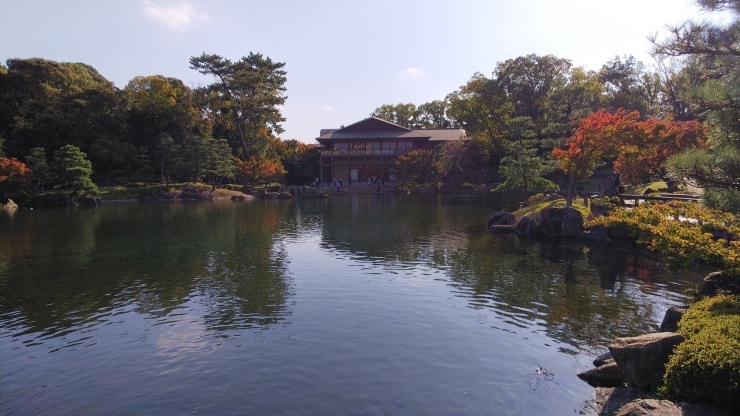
[224,184,243,191]
[663,295,740,414]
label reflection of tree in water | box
[316,195,704,354]
[437,232,705,353]
[0,201,295,340]
[195,202,294,331]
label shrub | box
[224,184,243,191]
[663,295,740,413]
[590,201,740,272]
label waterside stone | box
[608,333,685,391]
[577,361,624,388]
[658,307,686,333]
[539,206,584,237]
[699,271,740,297]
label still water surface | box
[0,195,707,415]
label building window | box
[338,142,348,150]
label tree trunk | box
[237,127,250,160]
[566,176,576,207]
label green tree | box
[371,103,418,127]
[652,0,740,210]
[190,53,287,159]
[24,147,50,189]
[50,145,97,202]
[493,117,557,196]
[0,58,128,176]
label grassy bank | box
[512,194,589,221]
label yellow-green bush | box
[590,201,740,272]
[663,295,740,413]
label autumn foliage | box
[0,157,34,202]
[236,157,286,185]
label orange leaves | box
[614,118,706,182]
[0,157,33,185]
[552,109,639,180]
[235,157,285,185]
[553,109,707,182]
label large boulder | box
[577,361,624,387]
[594,351,614,367]
[489,224,516,234]
[515,215,540,235]
[608,332,685,391]
[487,211,515,230]
[615,399,731,416]
[596,387,649,416]
[539,206,584,237]
[659,307,686,333]
[541,192,564,202]
[578,224,612,242]
[699,271,740,297]
[2,199,19,210]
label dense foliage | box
[663,295,740,413]
[591,201,740,271]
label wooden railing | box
[319,149,412,156]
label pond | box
[0,195,707,415]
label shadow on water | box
[0,200,295,340]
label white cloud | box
[322,104,333,112]
[396,67,426,80]
[141,1,209,31]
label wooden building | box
[317,117,465,184]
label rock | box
[2,199,19,210]
[539,206,584,237]
[577,361,624,387]
[594,351,614,367]
[262,192,279,199]
[659,307,686,333]
[541,192,564,202]
[608,332,685,391]
[578,224,612,242]
[615,399,731,416]
[699,271,740,297]
[489,224,516,234]
[230,195,246,201]
[515,215,540,235]
[596,387,649,416]
[487,211,515,229]
[277,192,293,199]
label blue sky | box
[0,0,719,143]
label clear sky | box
[0,0,720,143]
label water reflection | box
[317,195,706,354]
[0,201,295,344]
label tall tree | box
[652,0,740,209]
[50,145,98,202]
[190,53,287,159]
[371,103,418,127]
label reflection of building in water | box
[317,117,465,184]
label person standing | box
[339,177,343,188]
[348,177,352,187]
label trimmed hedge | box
[663,295,740,414]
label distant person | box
[614,173,625,205]
[333,177,337,187]
[339,177,343,188]
[348,177,352,187]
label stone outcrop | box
[594,351,614,367]
[230,195,252,202]
[515,215,540,235]
[577,360,624,387]
[487,211,515,230]
[277,192,293,199]
[596,387,650,416]
[2,199,19,210]
[539,206,584,237]
[659,307,686,333]
[614,398,731,416]
[699,271,740,297]
[578,224,612,242]
[490,224,516,234]
[608,333,685,391]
